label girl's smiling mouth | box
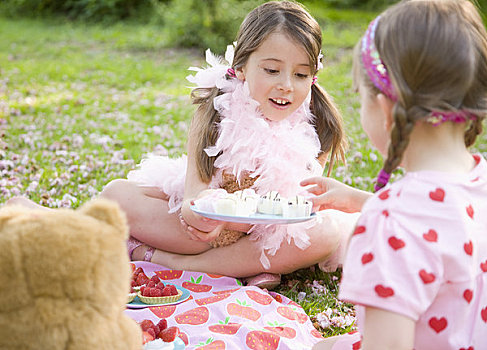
[269,97,291,107]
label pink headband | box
[361,16,397,101]
[361,16,477,128]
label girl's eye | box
[264,68,279,74]
[296,73,309,79]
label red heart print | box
[460,347,474,350]
[464,241,473,256]
[374,284,394,298]
[466,205,474,219]
[463,289,473,303]
[428,317,448,333]
[419,269,435,284]
[361,252,374,265]
[388,236,405,250]
[429,188,445,202]
[354,225,366,235]
[482,307,487,323]
[352,341,361,350]
[423,229,438,242]
[382,210,389,217]
[378,189,390,200]
[481,260,487,272]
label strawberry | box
[246,330,280,350]
[158,326,180,342]
[150,305,177,318]
[270,293,282,303]
[156,282,165,290]
[147,327,156,339]
[157,319,167,332]
[178,332,189,345]
[139,319,155,332]
[182,275,212,292]
[136,273,150,286]
[175,306,210,325]
[276,306,307,323]
[207,273,224,278]
[168,284,178,294]
[264,321,296,339]
[150,288,162,297]
[208,317,242,335]
[156,269,183,280]
[246,290,273,305]
[147,281,156,288]
[135,267,144,275]
[213,288,240,294]
[142,287,151,297]
[150,275,161,284]
[161,286,173,296]
[196,338,226,349]
[195,293,231,306]
[227,300,261,321]
[142,331,154,345]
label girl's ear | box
[377,93,395,131]
[235,67,246,81]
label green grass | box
[1,10,486,339]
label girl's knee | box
[100,179,131,200]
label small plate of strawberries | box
[128,268,190,308]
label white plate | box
[191,205,316,224]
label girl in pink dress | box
[306,0,487,349]
[100,1,359,288]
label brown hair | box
[190,0,346,182]
[354,0,487,191]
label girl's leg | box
[100,179,211,255]
[5,197,50,210]
[149,209,358,278]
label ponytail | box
[190,87,222,183]
[310,83,347,176]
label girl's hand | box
[178,211,224,243]
[301,176,372,213]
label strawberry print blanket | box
[125,262,323,349]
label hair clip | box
[227,68,236,78]
[374,169,391,192]
[312,76,318,85]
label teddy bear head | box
[0,199,141,350]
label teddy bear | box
[0,199,142,350]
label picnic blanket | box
[125,262,323,349]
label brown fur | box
[209,172,258,248]
[0,199,141,350]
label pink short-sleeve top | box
[339,154,487,350]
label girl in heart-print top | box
[305,1,487,349]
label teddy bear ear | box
[79,199,128,238]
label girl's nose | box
[278,74,293,92]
